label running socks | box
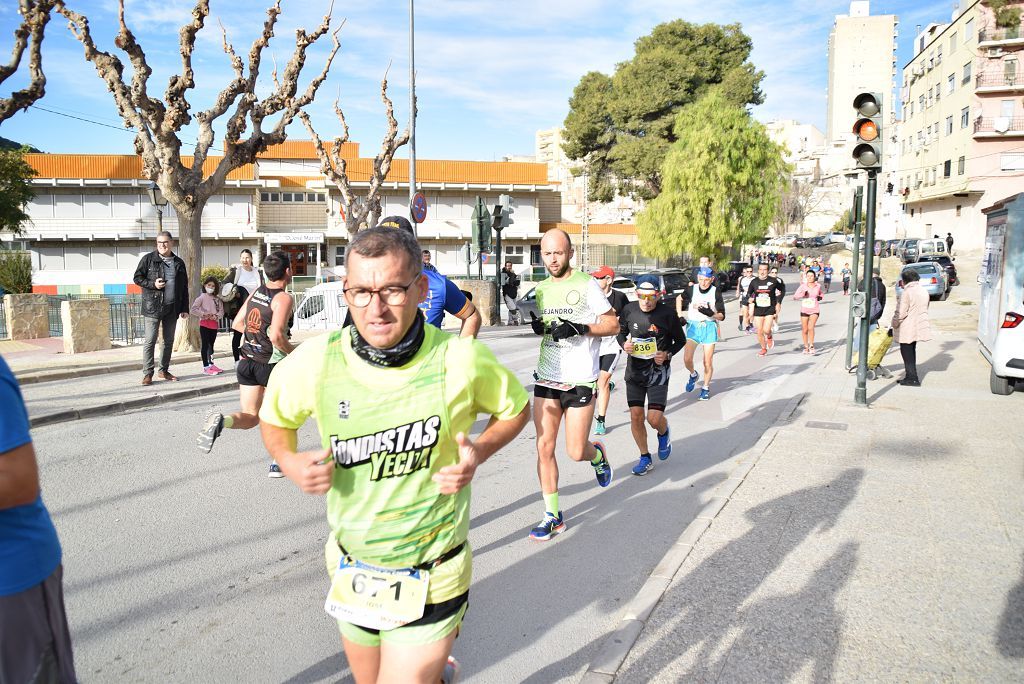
[596,415,605,423]
[223,415,235,429]
[350,312,425,367]
[544,491,559,515]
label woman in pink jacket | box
[891,268,932,386]
[190,276,225,376]
[792,270,823,355]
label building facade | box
[3,142,560,294]
[898,1,1024,249]
[826,1,899,145]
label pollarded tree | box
[0,0,59,124]
[563,20,765,202]
[635,90,788,264]
[299,71,409,233]
[57,0,340,349]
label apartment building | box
[898,1,1024,249]
[826,1,899,145]
[4,142,558,294]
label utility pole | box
[844,185,863,370]
[408,0,417,235]
[855,172,878,405]
[581,169,589,271]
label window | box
[958,156,966,174]
[962,61,972,84]
[961,107,970,128]
[53,195,83,219]
[91,246,117,269]
[0,240,27,251]
[37,246,64,270]
[947,74,955,94]
[935,85,941,102]
[965,18,974,42]
[116,247,142,270]
[1001,153,1024,171]
[83,196,110,219]
[270,192,280,202]
[334,245,346,266]
[1000,99,1015,118]
[919,94,925,110]
[949,32,957,52]
[943,160,952,178]
[937,45,943,65]
[946,116,953,135]
[927,87,933,107]
[260,191,270,202]
[1007,58,1019,84]
[934,121,939,140]
[956,205,962,217]
[306,193,320,202]
[282,192,294,202]
[909,101,914,117]
[504,245,526,265]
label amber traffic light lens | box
[853,119,879,141]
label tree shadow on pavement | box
[611,468,864,683]
[996,552,1024,659]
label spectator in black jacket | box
[133,231,189,385]
[869,266,887,331]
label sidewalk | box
[583,320,1023,680]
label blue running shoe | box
[592,442,613,487]
[594,419,607,436]
[685,371,699,392]
[529,512,565,541]
[657,427,672,460]
[632,454,653,476]
[699,388,711,401]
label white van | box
[293,282,349,331]
[916,238,948,259]
[979,193,1024,395]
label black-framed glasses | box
[157,241,171,245]
[343,275,420,308]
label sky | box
[0,0,950,161]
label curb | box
[28,380,239,428]
[15,351,235,386]
[579,391,806,683]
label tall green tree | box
[0,146,36,235]
[635,90,787,263]
[563,20,764,202]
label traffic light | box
[497,193,515,228]
[471,196,491,252]
[852,92,883,170]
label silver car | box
[895,262,948,301]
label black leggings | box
[200,326,218,367]
[232,330,243,362]
[900,341,918,381]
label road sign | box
[411,192,428,223]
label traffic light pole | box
[854,171,878,406]
[844,186,864,370]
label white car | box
[978,194,1024,395]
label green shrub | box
[201,264,229,285]
[0,250,32,293]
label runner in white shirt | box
[527,230,618,541]
[591,266,628,436]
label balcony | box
[976,71,1024,93]
[979,25,1024,47]
[973,116,1024,137]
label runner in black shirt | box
[769,266,786,334]
[616,276,686,476]
[746,262,779,357]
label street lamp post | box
[147,182,167,232]
[408,0,417,235]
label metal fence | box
[0,297,6,340]
[46,294,148,345]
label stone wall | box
[3,293,49,340]
[61,299,111,354]
[450,278,499,326]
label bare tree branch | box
[0,0,58,123]
[301,65,410,232]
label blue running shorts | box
[686,320,719,346]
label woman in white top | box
[223,249,264,362]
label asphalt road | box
[31,279,845,683]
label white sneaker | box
[441,656,460,683]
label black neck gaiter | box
[349,312,425,368]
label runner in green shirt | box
[259,225,529,684]
[527,229,619,541]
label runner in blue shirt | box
[822,263,834,294]
[0,355,77,682]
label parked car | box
[901,238,922,264]
[917,237,949,259]
[917,255,957,288]
[825,232,847,244]
[809,236,826,248]
[635,268,689,306]
[721,261,749,290]
[882,239,901,257]
[794,237,808,248]
[517,275,639,321]
[896,261,948,300]
[893,238,909,260]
